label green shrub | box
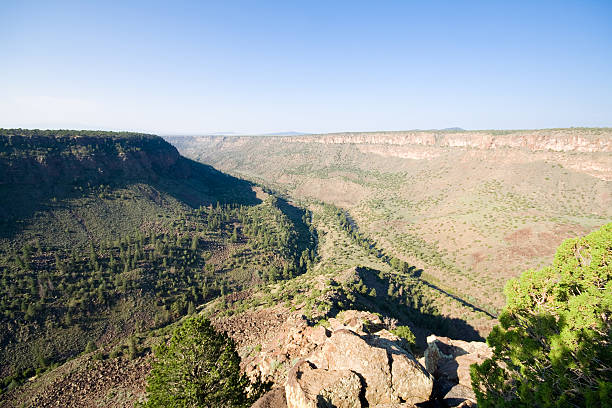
[92,352,105,361]
[84,341,97,353]
[140,315,262,407]
[109,348,122,359]
[127,336,138,360]
[391,326,416,352]
[471,223,612,407]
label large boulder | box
[285,360,362,408]
[312,329,395,405]
[303,328,433,406]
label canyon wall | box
[285,128,612,153]
[0,131,191,186]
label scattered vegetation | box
[174,131,611,317]
[2,129,610,406]
[0,130,316,390]
[391,325,416,352]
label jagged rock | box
[309,329,433,406]
[328,310,386,334]
[423,336,454,374]
[424,335,491,388]
[389,350,435,405]
[437,353,484,388]
[252,387,288,408]
[285,360,362,408]
[243,312,327,384]
[248,311,433,407]
[365,330,433,404]
[424,335,491,405]
[311,329,395,405]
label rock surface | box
[249,312,495,408]
[423,335,492,405]
[177,129,612,182]
[285,360,362,408]
[250,311,433,408]
[287,129,612,153]
[308,329,433,406]
[444,384,478,407]
[252,387,288,408]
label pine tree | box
[230,226,239,243]
[128,336,138,360]
[471,223,612,407]
[140,316,259,407]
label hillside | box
[2,128,609,407]
[168,127,612,317]
[0,129,317,393]
[0,130,497,407]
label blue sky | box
[1,0,611,134]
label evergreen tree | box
[471,223,612,407]
[141,316,257,407]
[128,336,138,360]
[85,340,97,353]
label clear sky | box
[1,1,611,134]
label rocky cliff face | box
[0,130,190,186]
[286,128,612,153]
[173,128,612,181]
[177,128,612,153]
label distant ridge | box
[162,131,311,137]
[258,131,311,136]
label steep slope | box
[3,127,608,407]
[0,172,492,407]
[0,129,316,392]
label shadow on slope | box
[0,157,260,244]
[274,196,318,265]
[332,266,484,346]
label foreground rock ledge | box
[252,311,434,408]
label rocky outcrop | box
[246,311,495,407]
[242,313,326,385]
[250,311,433,408]
[285,360,362,408]
[286,129,612,153]
[176,128,612,155]
[307,329,433,406]
[424,335,492,406]
[175,128,612,182]
[0,130,190,186]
